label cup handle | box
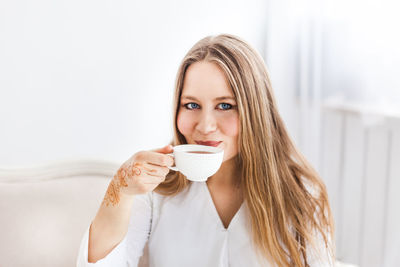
[167,153,178,171]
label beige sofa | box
[0,160,117,267]
[0,160,357,267]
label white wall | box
[321,0,400,105]
[0,0,267,167]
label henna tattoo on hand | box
[103,162,142,206]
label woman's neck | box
[207,155,241,188]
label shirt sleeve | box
[76,192,153,267]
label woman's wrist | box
[102,176,135,208]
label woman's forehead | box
[182,61,233,98]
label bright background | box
[0,0,267,166]
[1,0,399,266]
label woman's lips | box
[195,141,222,147]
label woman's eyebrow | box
[181,95,235,101]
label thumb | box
[153,144,174,154]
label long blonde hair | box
[156,34,334,266]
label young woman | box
[78,34,335,267]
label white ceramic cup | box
[168,144,224,182]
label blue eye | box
[218,103,232,110]
[183,102,234,111]
[184,103,200,110]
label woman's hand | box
[103,145,174,206]
[89,145,174,262]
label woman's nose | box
[195,111,217,134]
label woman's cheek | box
[177,111,193,135]
[221,113,239,136]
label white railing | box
[321,102,400,267]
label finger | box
[126,162,156,175]
[136,172,165,184]
[152,144,174,154]
[140,162,170,177]
[140,151,174,167]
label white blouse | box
[77,181,333,267]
